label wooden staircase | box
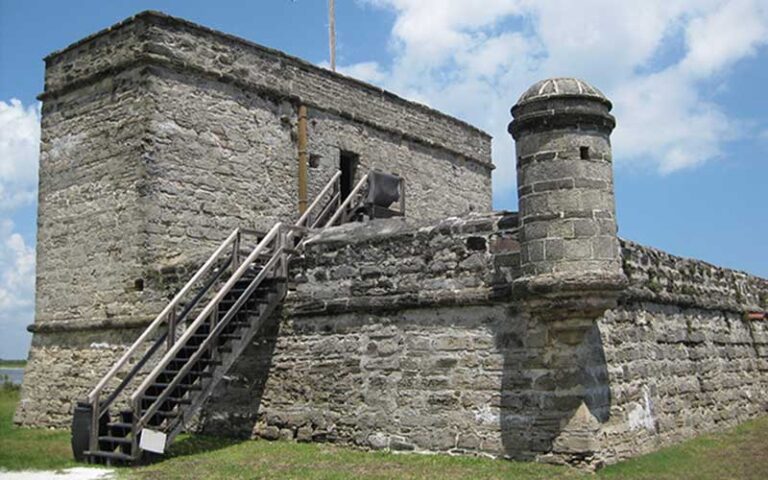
[71,170,383,466]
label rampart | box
[197,216,768,467]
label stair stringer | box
[162,284,287,447]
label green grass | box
[125,436,580,480]
[1,388,767,479]
[599,416,768,480]
[0,388,80,471]
[123,419,768,480]
[0,359,26,368]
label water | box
[0,367,24,385]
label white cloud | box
[351,0,768,191]
[0,218,35,359]
[0,99,39,359]
[682,0,768,76]
[337,61,390,85]
[0,220,35,311]
[0,99,40,210]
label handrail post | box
[90,394,99,453]
[211,305,219,330]
[167,309,177,351]
[232,231,241,273]
[131,397,140,458]
[279,226,288,279]
[210,306,219,366]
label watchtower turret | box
[509,78,625,314]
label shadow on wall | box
[196,311,282,438]
[495,316,611,466]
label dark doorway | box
[339,151,359,200]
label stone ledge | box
[285,286,512,317]
[28,316,152,333]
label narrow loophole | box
[134,278,145,292]
[580,146,590,160]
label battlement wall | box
[620,240,767,312]
[42,11,491,166]
[197,218,767,467]
[289,212,521,315]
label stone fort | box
[15,11,768,469]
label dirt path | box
[0,468,114,479]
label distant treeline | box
[0,359,27,368]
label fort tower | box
[509,78,626,316]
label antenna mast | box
[329,0,336,71]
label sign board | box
[139,428,167,454]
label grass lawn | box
[127,436,580,480]
[1,387,767,479]
[0,387,80,471]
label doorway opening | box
[339,150,359,200]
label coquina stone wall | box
[195,215,767,468]
[19,11,492,426]
[199,213,597,461]
[594,240,768,463]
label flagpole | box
[329,0,336,71]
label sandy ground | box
[0,468,114,479]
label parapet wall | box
[197,217,767,467]
[620,239,767,311]
[595,241,768,463]
[42,11,491,164]
[17,211,768,468]
[290,212,521,315]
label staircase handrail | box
[295,171,341,229]
[129,222,283,409]
[134,240,284,428]
[325,172,370,227]
[86,228,242,405]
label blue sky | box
[0,0,766,359]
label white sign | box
[139,428,167,454]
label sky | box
[0,0,767,359]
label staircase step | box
[152,382,202,391]
[164,370,212,379]
[85,450,135,463]
[106,421,132,431]
[143,395,192,405]
[181,357,220,367]
[220,296,271,307]
[219,334,242,341]
[155,410,181,418]
[99,435,132,445]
